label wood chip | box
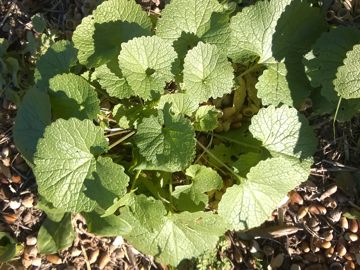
[46,254,62,265]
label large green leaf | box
[256,61,310,107]
[73,0,151,67]
[118,36,177,100]
[122,195,228,266]
[37,213,75,254]
[334,44,360,99]
[34,40,77,89]
[13,88,51,166]
[228,0,327,63]
[183,42,234,103]
[34,118,129,212]
[219,157,307,230]
[249,105,317,161]
[156,0,227,42]
[135,105,196,172]
[172,165,222,211]
[228,0,326,106]
[49,74,100,120]
[304,26,360,102]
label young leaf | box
[118,36,177,100]
[37,213,75,254]
[34,40,77,89]
[334,44,360,99]
[94,61,133,99]
[172,165,222,211]
[157,93,199,116]
[219,157,307,230]
[193,105,220,131]
[0,232,16,262]
[13,88,51,166]
[73,0,151,67]
[122,195,228,266]
[34,118,129,212]
[83,211,131,237]
[304,26,360,102]
[249,105,317,161]
[183,42,234,103]
[135,105,196,172]
[49,73,100,120]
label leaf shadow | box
[271,0,327,108]
[49,90,87,120]
[90,21,150,67]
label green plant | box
[13,0,360,267]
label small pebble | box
[112,236,124,247]
[70,247,82,257]
[290,264,301,270]
[98,253,110,269]
[88,249,99,264]
[11,175,21,184]
[271,253,284,268]
[22,195,34,208]
[1,147,10,158]
[46,254,62,264]
[31,257,42,267]
[26,236,37,246]
[1,157,11,167]
[22,258,32,268]
[9,200,21,210]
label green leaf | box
[36,198,66,222]
[219,157,307,230]
[118,36,177,100]
[334,44,360,99]
[13,88,51,166]
[156,0,223,41]
[256,61,310,107]
[83,156,130,209]
[94,61,133,99]
[34,118,129,212]
[304,26,360,102]
[249,105,317,161]
[49,73,100,120]
[183,42,234,103]
[0,232,16,262]
[193,105,220,131]
[173,165,222,211]
[228,0,327,63]
[31,13,46,33]
[112,102,156,129]
[157,93,199,116]
[37,213,75,254]
[232,152,269,178]
[35,40,77,89]
[83,211,131,237]
[73,0,151,67]
[135,105,196,172]
[122,195,228,266]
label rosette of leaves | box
[13,0,330,266]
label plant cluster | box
[12,0,360,266]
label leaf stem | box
[196,140,241,181]
[108,130,135,150]
[131,169,142,190]
[105,129,131,138]
[332,97,342,141]
[213,133,262,151]
[235,63,260,82]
